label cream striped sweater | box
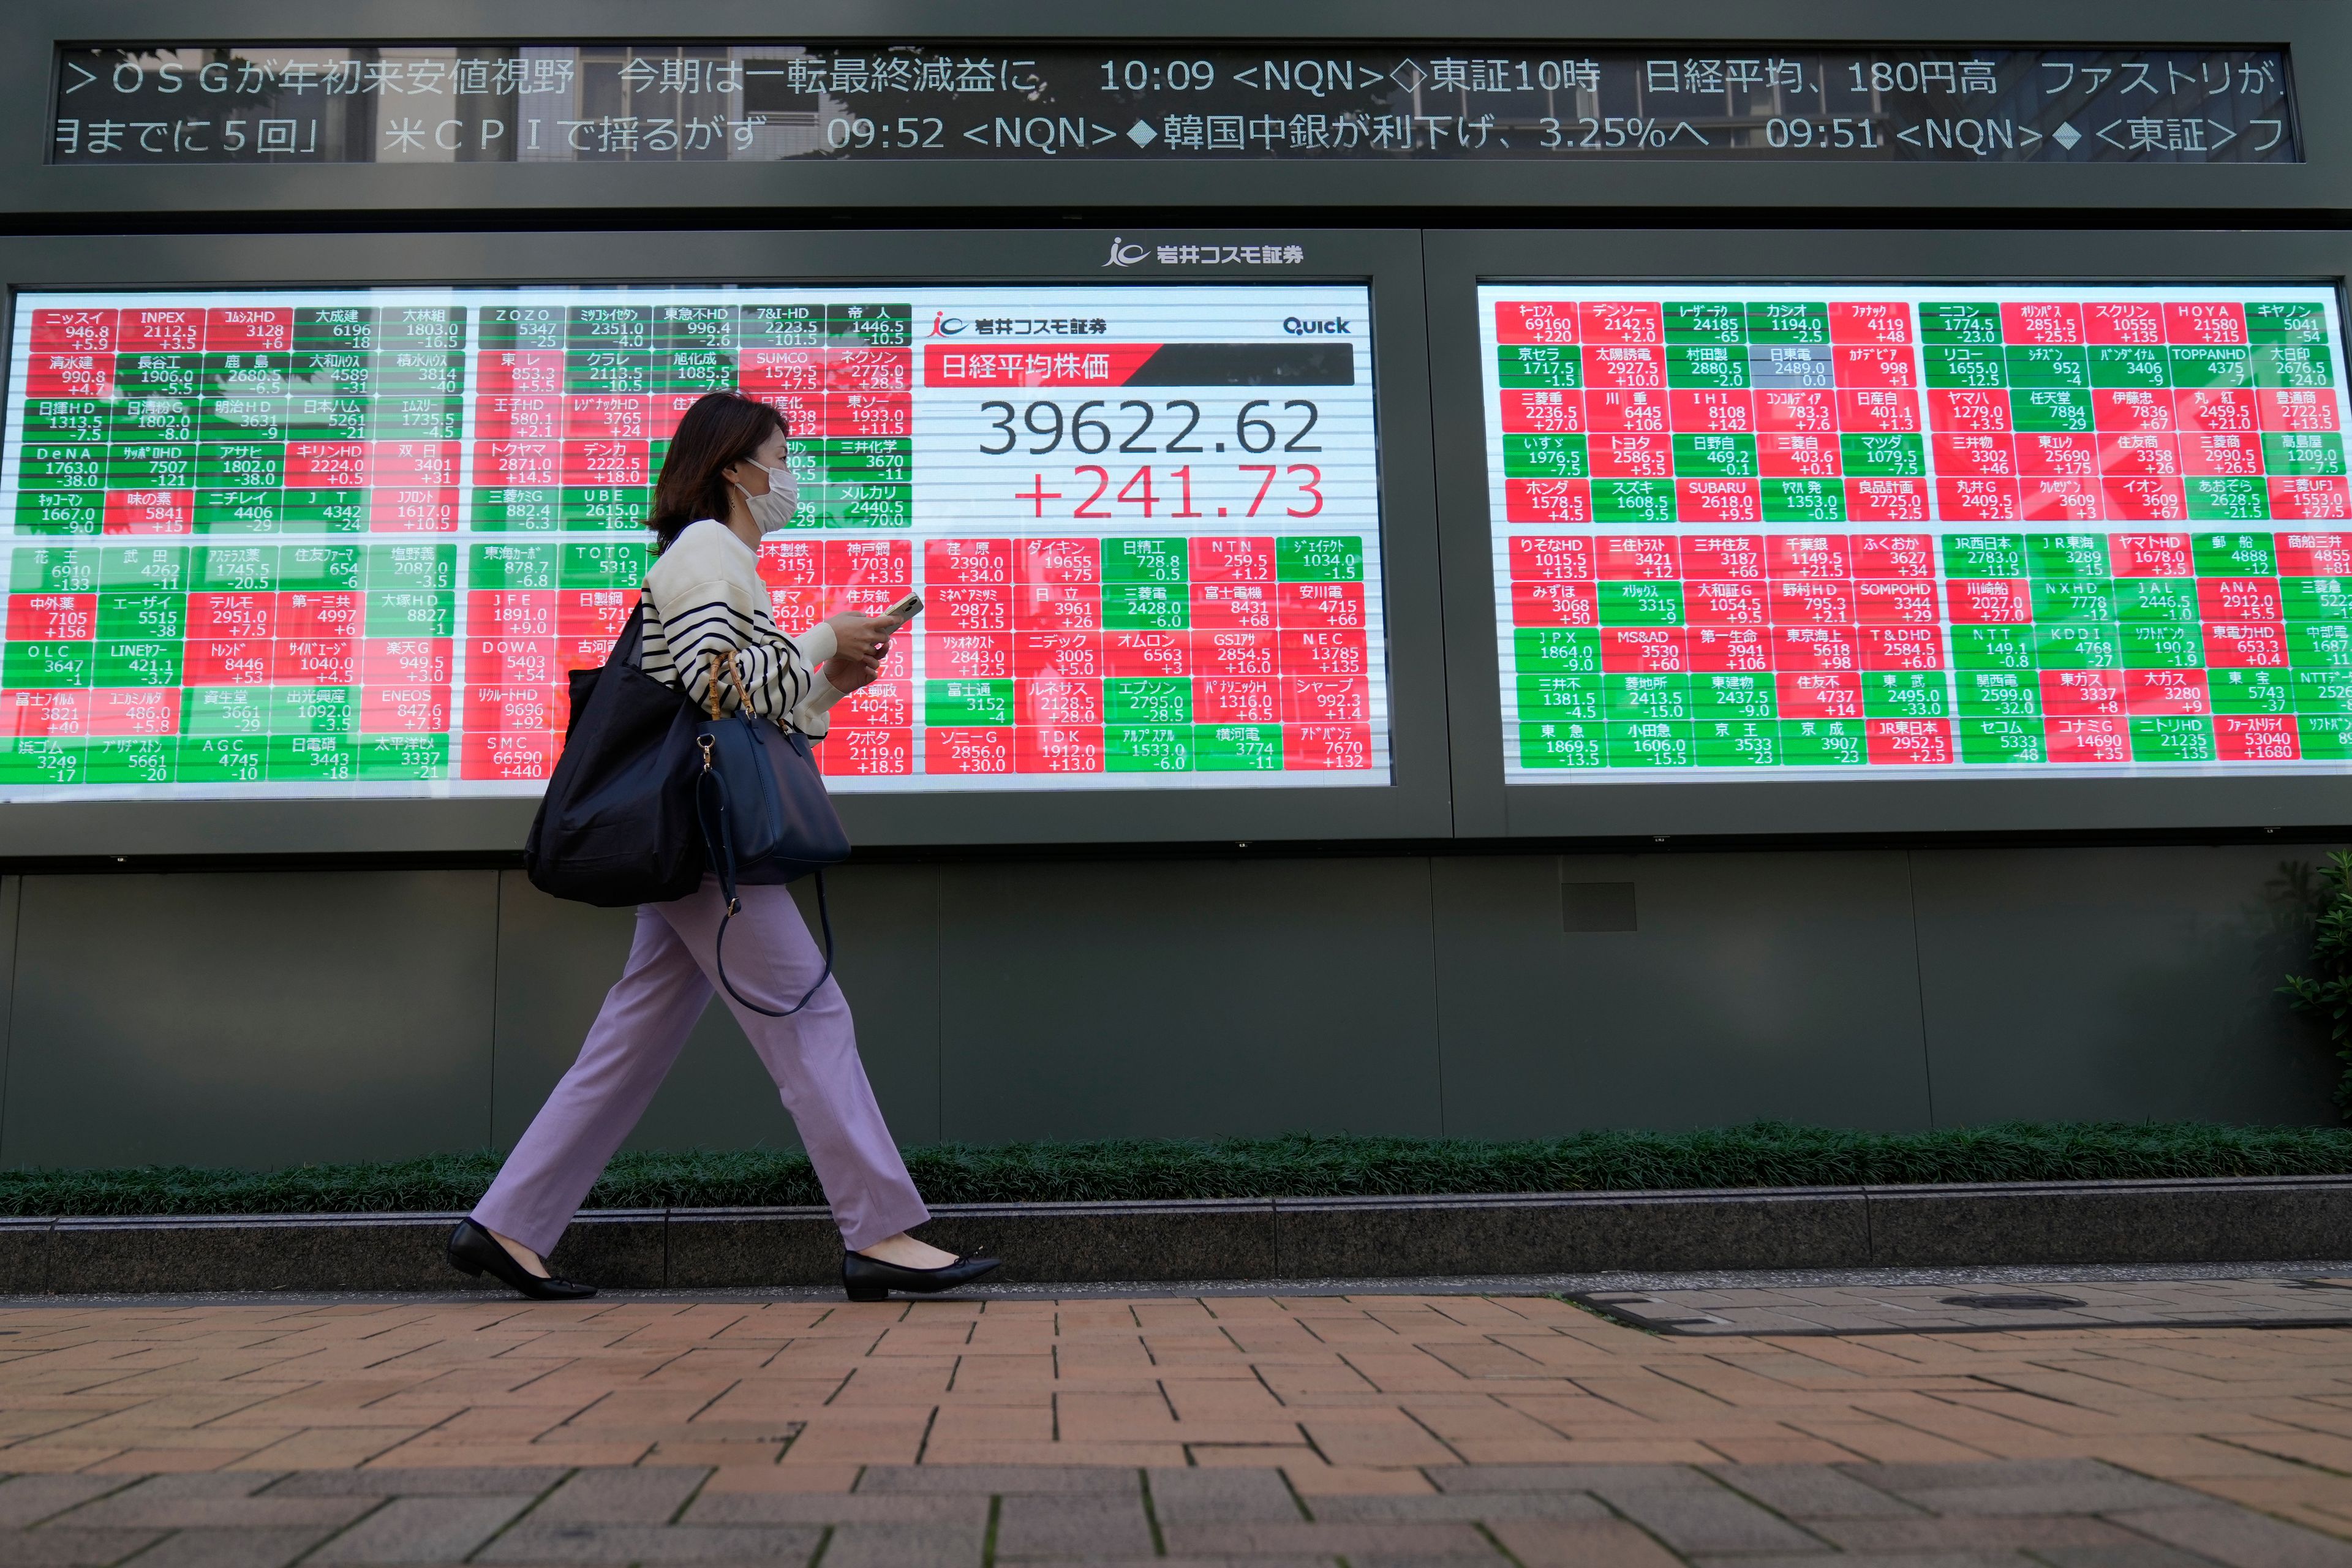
[640,520,843,736]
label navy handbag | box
[693,653,853,1017]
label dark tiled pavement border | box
[4,1173,2348,1293]
[1570,1274,2352,1335]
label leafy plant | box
[0,1121,2349,1217]
[2282,849,2352,1117]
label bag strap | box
[715,869,834,1020]
[692,724,834,1019]
[611,602,647,670]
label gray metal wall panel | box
[1,871,496,1168]
[1430,853,1935,1136]
[0,850,2337,1170]
[934,856,1445,1142]
[1912,846,2339,1126]
[490,866,943,1153]
[0,878,16,1145]
[487,873,634,1149]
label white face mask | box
[734,459,799,533]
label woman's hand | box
[824,652,883,695]
[824,612,900,666]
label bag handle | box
[693,715,835,1019]
[702,650,729,720]
[722,654,757,719]
[704,648,757,720]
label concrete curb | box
[6,1174,2348,1293]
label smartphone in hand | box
[881,592,924,628]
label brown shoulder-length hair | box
[647,391,787,552]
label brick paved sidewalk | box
[0,1292,2349,1563]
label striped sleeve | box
[641,521,833,731]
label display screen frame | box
[1427,227,2352,839]
[0,226,1450,856]
[5,0,2350,221]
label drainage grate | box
[1939,1292,2088,1310]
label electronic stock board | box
[1479,284,2352,783]
[0,282,1387,802]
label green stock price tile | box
[1597,581,1684,626]
[2302,715,2352,759]
[2121,623,2206,669]
[1496,344,1580,388]
[1104,583,1187,630]
[1106,725,1191,772]
[1102,537,1188,583]
[925,679,1012,727]
[2209,668,2296,715]
[1691,673,1775,720]
[2030,579,2118,624]
[1591,479,1676,524]
[1520,673,1604,721]
[1943,533,2028,578]
[1958,718,2051,764]
[1952,626,2038,671]
[468,541,560,590]
[1518,722,1605,768]
[1863,671,1950,718]
[2130,716,2217,763]
[2194,532,2280,575]
[1193,723,1281,770]
[1605,720,1694,767]
[2185,478,2272,522]
[2293,670,2352,712]
[1103,677,1190,725]
[2285,577,2352,620]
[1762,480,1845,523]
[1604,672,1689,722]
[2288,623,2352,669]
[1693,720,1781,766]
[1513,628,1602,674]
[2116,578,2201,625]
[2027,533,2111,578]
[1956,670,2041,716]
[1276,537,1363,582]
[2013,388,2095,432]
[1779,719,1866,766]
[1840,433,1925,477]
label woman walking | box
[448,391,998,1303]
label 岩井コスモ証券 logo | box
[1102,237,1308,267]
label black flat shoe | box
[842,1251,1002,1302]
[447,1219,597,1300]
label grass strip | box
[0,1121,2348,1218]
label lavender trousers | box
[472,877,930,1257]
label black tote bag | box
[694,654,851,886]
[522,606,706,907]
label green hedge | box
[0,1122,2348,1217]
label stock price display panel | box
[0,284,1385,801]
[1480,284,2352,780]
